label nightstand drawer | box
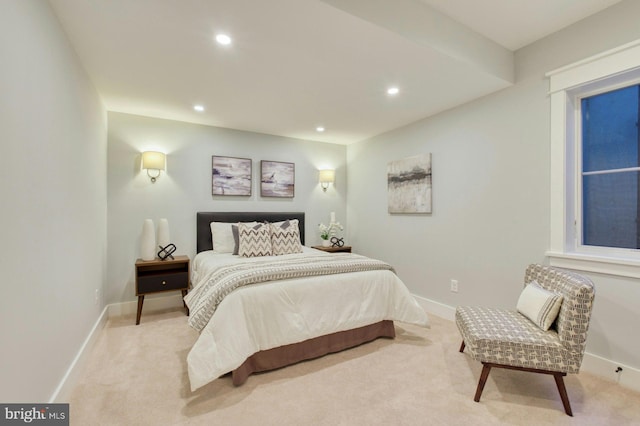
[137,271,188,294]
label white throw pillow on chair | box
[517,281,563,331]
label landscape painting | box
[212,156,252,196]
[387,153,432,214]
[261,160,294,198]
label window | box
[581,84,640,249]
[547,40,640,278]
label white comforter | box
[186,247,429,391]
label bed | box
[185,211,429,391]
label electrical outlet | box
[95,289,100,305]
[450,279,459,293]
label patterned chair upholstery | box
[456,264,595,416]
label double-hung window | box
[547,40,640,278]
[581,84,640,250]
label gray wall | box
[346,0,640,371]
[107,112,346,305]
[0,1,107,401]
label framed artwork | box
[387,153,432,214]
[260,160,295,198]
[212,156,252,196]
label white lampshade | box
[319,169,335,192]
[142,151,166,170]
[319,169,335,184]
[141,151,166,183]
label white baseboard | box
[107,293,185,318]
[581,352,640,393]
[411,293,640,393]
[49,305,109,403]
[413,294,456,321]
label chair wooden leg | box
[474,363,492,402]
[471,362,574,416]
[459,341,465,352]
[553,373,573,416]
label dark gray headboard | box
[196,212,306,253]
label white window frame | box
[546,39,640,279]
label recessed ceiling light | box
[215,34,232,45]
[316,126,325,132]
[193,105,205,112]
[387,87,399,95]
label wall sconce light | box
[319,169,335,192]
[141,151,166,183]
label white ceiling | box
[420,0,622,51]
[49,0,621,145]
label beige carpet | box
[69,309,640,425]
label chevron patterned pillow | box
[238,222,273,257]
[231,221,258,255]
[270,219,303,255]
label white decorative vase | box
[141,219,156,261]
[157,218,170,249]
[322,239,331,247]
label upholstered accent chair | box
[456,264,595,416]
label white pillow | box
[517,281,563,331]
[211,221,259,253]
[210,222,235,253]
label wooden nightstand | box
[311,245,352,253]
[135,255,190,325]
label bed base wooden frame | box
[232,320,395,385]
[195,212,396,385]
